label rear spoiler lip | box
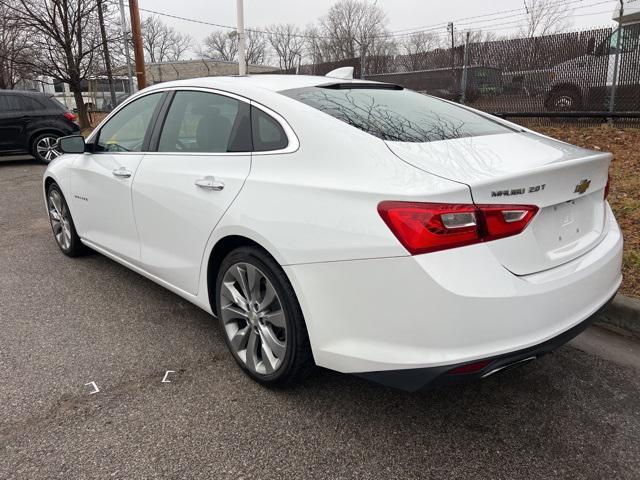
[318,82,404,90]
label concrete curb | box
[595,294,640,337]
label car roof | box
[144,74,384,98]
[0,89,52,98]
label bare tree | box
[456,30,497,45]
[140,15,192,63]
[266,24,305,70]
[200,30,238,61]
[200,29,267,66]
[0,1,33,89]
[304,25,331,65]
[521,0,573,38]
[398,32,443,71]
[168,32,193,61]
[0,0,103,128]
[96,0,116,108]
[318,0,389,73]
[244,30,268,66]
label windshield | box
[598,24,640,55]
[280,85,513,143]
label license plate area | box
[533,192,605,260]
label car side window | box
[96,92,163,153]
[158,91,252,153]
[251,106,288,152]
[0,95,22,111]
[19,96,45,111]
[607,25,640,55]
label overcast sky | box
[137,0,622,56]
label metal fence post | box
[460,32,470,104]
[609,0,624,115]
[447,22,455,98]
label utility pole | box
[128,0,146,89]
[448,22,456,100]
[236,0,246,75]
[97,0,117,109]
[118,0,135,94]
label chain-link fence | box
[275,24,640,123]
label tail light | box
[604,173,610,200]
[378,201,538,255]
[63,111,77,122]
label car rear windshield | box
[47,96,67,110]
[280,85,513,143]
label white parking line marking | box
[84,381,100,395]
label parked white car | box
[44,72,622,391]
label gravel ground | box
[1,159,640,480]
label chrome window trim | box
[89,85,300,157]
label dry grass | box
[536,124,639,298]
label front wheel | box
[46,183,85,257]
[216,246,314,386]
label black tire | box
[546,87,582,112]
[215,246,314,387]
[31,132,62,164]
[46,182,86,257]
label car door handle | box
[112,167,132,178]
[195,176,225,191]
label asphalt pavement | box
[1,158,639,479]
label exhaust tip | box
[481,356,537,379]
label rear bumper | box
[284,204,623,382]
[355,293,615,391]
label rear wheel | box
[547,87,582,111]
[32,133,62,164]
[46,183,85,257]
[216,246,314,386]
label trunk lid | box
[386,132,612,275]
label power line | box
[458,8,615,34]
[125,3,331,40]
[389,0,568,34]
[112,0,616,43]
[389,0,613,37]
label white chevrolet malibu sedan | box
[44,71,622,391]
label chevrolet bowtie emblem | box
[574,179,591,194]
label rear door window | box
[158,91,251,153]
[281,85,513,143]
[19,96,46,111]
[0,95,23,112]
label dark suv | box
[0,90,80,163]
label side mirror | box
[58,135,86,154]
[587,37,596,55]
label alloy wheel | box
[37,136,61,163]
[220,262,287,375]
[48,189,72,251]
[554,95,574,111]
